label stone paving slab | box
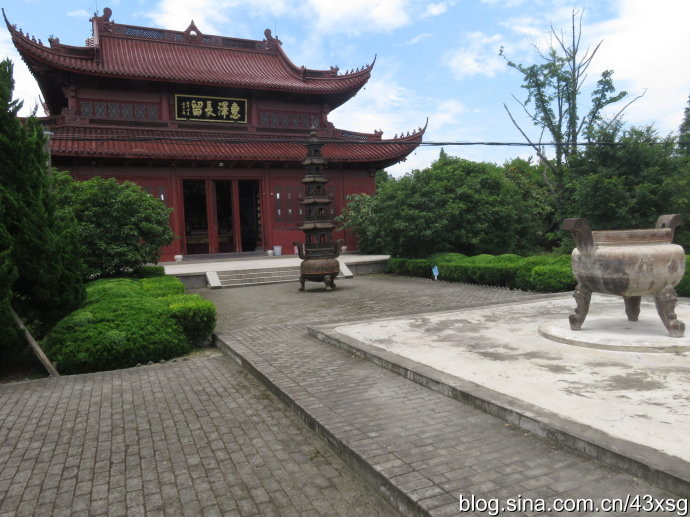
[204,276,686,515]
[0,354,396,516]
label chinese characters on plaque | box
[175,94,247,123]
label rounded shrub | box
[465,254,495,263]
[405,259,433,278]
[529,265,576,292]
[387,258,409,274]
[85,278,143,304]
[44,297,189,374]
[495,254,523,263]
[438,263,468,283]
[167,298,217,347]
[429,252,466,264]
[514,255,566,291]
[140,276,185,297]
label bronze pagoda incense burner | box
[294,131,342,291]
[562,214,685,337]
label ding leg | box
[624,296,641,321]
[654,286,685,337]
[569,284,592,331]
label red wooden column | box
[175,175,187,255]
[206,179,219,254]
[263,169,275,249]
[231,179,242,252]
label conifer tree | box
[0,199,20,358]
[0,58,85,351]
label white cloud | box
[144,0,292,35]
[421,2,448,18]
[500,1,690,134]
[480,0,528,5]
[405,33,431,45]
[329,75,422,134]
[144,0,420,38]
[444,32,505,80]
[304,0,412,35]
[430,100,467,129]
[328,74,474,176]
[585,0,690,132]
[67,9,91,18]
[145,0,231,34]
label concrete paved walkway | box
[204,275,684,515]
[0,353,395,516]
[2,273,686,517]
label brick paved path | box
[205,275,681,516]
[0,354,396,516]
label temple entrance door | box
[183,179,208,255]
[215,180,235,252]
[238,180,261,252]
[183,178,261,255]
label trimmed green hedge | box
[43,297,188,374]
[140,276,186,297]
[44,275,216,374]
[529,265,576,292]
[428,252,466,263]
[85,278,143,304]
[168,298,217,347]
[389,252,690,296]
[388,252,575,292]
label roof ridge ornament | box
[183,21,203,43]
[263,28,281,50]
[91,7,114,33]
[391,118,428,141]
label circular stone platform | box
[539,314,690,353]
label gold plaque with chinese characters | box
[175,94,247,123]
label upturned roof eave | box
[4,9,372,103]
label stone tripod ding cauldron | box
[562,215,685,337]
[295,241,341,292]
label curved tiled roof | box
[48,125,424,168]
[4,8,372,100]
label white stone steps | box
[217,267,302,288]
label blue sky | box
[2,0,689,176]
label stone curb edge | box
[213,334,429,517]
[306,324,690,498]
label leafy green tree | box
[565,122,690,249]
[339,150,549,257]
[501,10,637,216]
[679,94,690,156]
[56,174,175,278]
[502,157,554,249]
[0,58,85,354]
[375,169,392,188]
